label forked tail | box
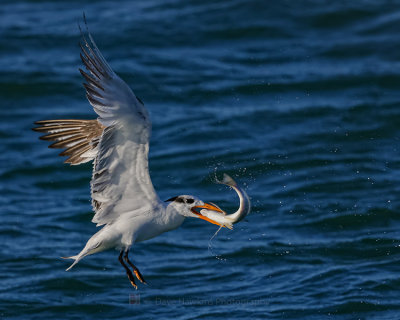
[61,254,82,271]
[61,238,102,271]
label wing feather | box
[33,119,104,165]
[34,24,160,225]
[79,26,159,226]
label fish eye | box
[186,198,194,204]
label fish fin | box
[216,173,237,187]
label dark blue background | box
[1,1,400,319]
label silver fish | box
[200,173,251,229]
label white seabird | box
[33,24,250,288]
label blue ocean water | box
[2,0,400,319]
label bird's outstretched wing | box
[79,28,161,226]
[34,26,161,226]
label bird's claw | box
[133,269,147,285]
[120,249,147,288]
[126,271,138,289]
[129,280,138,289]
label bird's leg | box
[124,249,147,285]
[118,250,137,289]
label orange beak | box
[191,202,225,227]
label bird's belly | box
[135,213,185,243]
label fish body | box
[200,173,251,229]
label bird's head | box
[165,195,225,226]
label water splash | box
[208,226,227,262]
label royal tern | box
[33,23,250,288]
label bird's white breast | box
[111,204,185,245]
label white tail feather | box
[61,238,103,271]
[61,255,81,271]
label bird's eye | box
[186,199,194,204]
